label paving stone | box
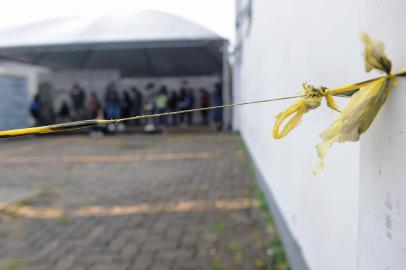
[165,227,183,240]
[91,264,127,270]
[150,262,172,270]
[132,254,153,269]
[141,241,177,252]
[156,249,194,261]
[172,259,208,270]
[54,255,75,270]
[0,134,272,270]
[109,237,128,251]
[120,244,139,259]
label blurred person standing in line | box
[104,83,122,132]
[179,89,195,126]
[213,82,223,131]
[88,92,105,137]
[58,100,71,123]
[144,82,157,132]
[185,89,195,125]
[89,92,101,119]
[131,87,143,126]
[104,83,121,119]
[167,90,178,125]
[30,93,42,125]
[121,90,133,121]
[155,86,169,126]
[38,82,55,125]
[178,87,187,125]
[144,83,156,114]
[70,82,86,120]
[199,88,210,125]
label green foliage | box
[15,199,33,207]
[254,258,266,268]
[234,137,246,151]
[209,261,225,270]
[156,207,168,214]
[36,186,53,199]
[0,260,24,270]
[211,223,226,234]
[57,211,70,225]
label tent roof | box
[0,11,226,77]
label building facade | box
[234,0,406,269]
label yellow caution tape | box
[0,120,111,138]
[272,76,387,140]
[273,83,340,139]
[0,96,304,138]
[273,33,406,172]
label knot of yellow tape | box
[272,82,340,139]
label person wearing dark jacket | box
[70,82,86,120]
[104,83,121,119]
[167,90,178,125]
[213,83,223,131]
[199,88,210,125]
[30,94,42,125]
[59,100,71,123]
[179,89,195,125]
[89,92,101,119]
[131,87,143,125]
[121,91,133,121]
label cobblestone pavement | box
[0,132,271,270]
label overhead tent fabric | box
[0,11,227,77]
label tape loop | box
[273,83,339,139]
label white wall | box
[236,0,406,269]
[235,0,366,269]
[358,2,406,270]
[358,80,406,270]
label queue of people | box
[30,81,224,131]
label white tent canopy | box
[0,10,227,77]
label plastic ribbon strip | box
[272,83,340,139]
[0,95,304,138]
[273,33,406,172]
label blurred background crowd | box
[31,80,224,133]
